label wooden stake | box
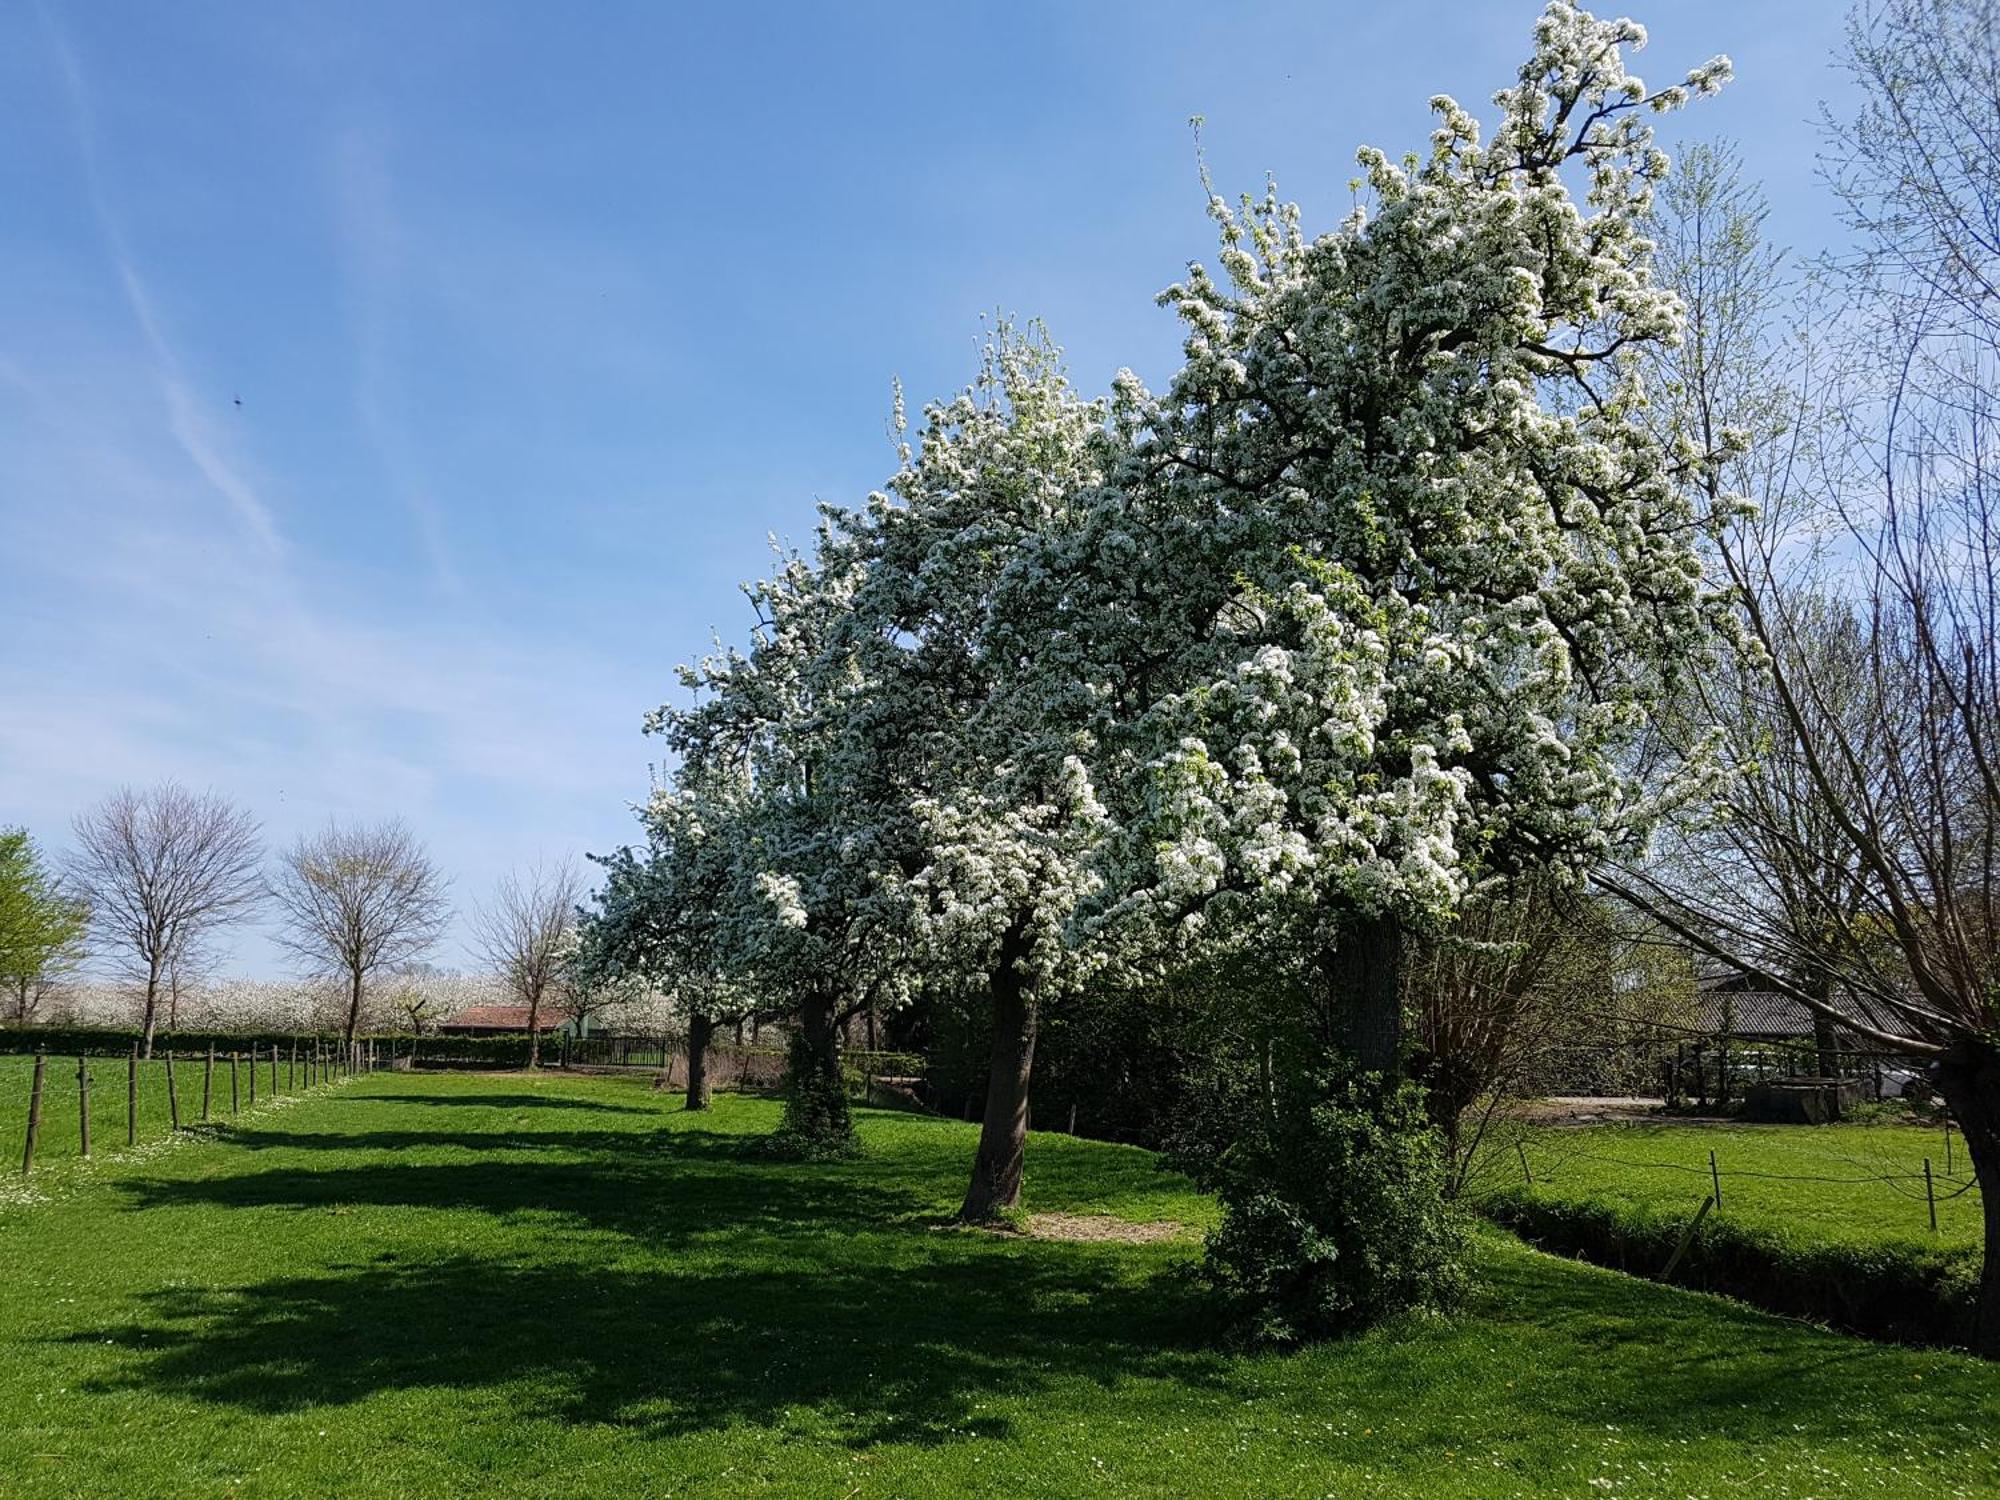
[127,1042,138,1147]
[1660,1195,1715,1282]
[1925,1157,1938,1233]
[248,1046,257,1106]
[203,1047,215,1121]
[1067,1102,1078,1134]
[230,1052,240,1114]
[77,1056,90,1159]
[165,1051,181,1131]
[22,1052,46,1176]
[1517,1140,1536,1185]
[1709,1148,1722,1210]
[270,1045,278,1096]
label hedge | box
[1483,1187,1979,1350]
[0,1023,396,1059]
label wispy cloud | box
[333,124,463,595]
[39,0,286,558]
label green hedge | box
[1484,1188,1978,1350]
[0,1024,390,1059]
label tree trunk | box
[781,991,852,1150]
[960,929,1038,1222]
[1934,1038,2000,1359]
[140,960,161,1059]
[685,1013,715,1111]
[526,991,542,1069]
[1319,911,1404,1077]
[15,976,28,1023]
[345,970,363,1048]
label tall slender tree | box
[470,859,583,1068]
[68,784,264,1056]
[270,820,450,1046]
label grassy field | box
[0,1073,1996,1497]
[1479,1119,1984,1255]
[1,1049,332,1168]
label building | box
[436,1005,570,1038]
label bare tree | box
[270,819,450,1046]
[1408,882,1692,1196]
[1606,6,2000,1355]
[469,859,582,1068]
[67,784,264,1056]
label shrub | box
[1191,1068,1469,1343]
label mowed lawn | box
[1484,1120,1984,1256]
[0,1074,1995,1498]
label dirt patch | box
[1021,1213,1189,1244]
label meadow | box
[1482,1118,1984,1255]
[1,1072,1996,1498]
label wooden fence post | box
[1660,1195,1716,1282]
[1709,1149,1722,1210]
[22,1052,46,1176]
[230,1052,240,1114]
[1925,1158,1938,1233]
[288,1041,296,1092]
[203,1047,215,1121]
[165,1051,181,1131]
[77,1056,90,1159]
[1067,1102,1078,1135]
[270,1045,278,1096]
[248,1046,257,1106]
[127,1042,138,1147]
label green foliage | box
[0,830,88,1014]
[773,1027,856,1158]
[1192,1068,1469,1343]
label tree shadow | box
[62,1248,1219,1447]
[335,1091,652,1114]
[118,1129,934,1246]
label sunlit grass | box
[0,1071,1993,1497]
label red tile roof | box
[437,1005,561,1031]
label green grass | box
[2,1049,326,1168]
[0,1073,1996,1497]
[1478,1120,1983,1255]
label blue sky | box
[3,1,1854,976]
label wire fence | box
[10,1038,381,1178]
[1485,1118,1982,1238]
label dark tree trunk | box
[685,1012,715,1111]
[526,993,542,1069]
[345,970,363,1049]
[1318,911,1404,1077]
[140,961,161,1060]
[960,929,1038,1222]
[781,991,852,1150]
[1934,1038,2000,1360]
[1813,1014,1841,1080]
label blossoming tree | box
[651,543,919,1152]
[1088,0,1732,1075]
[825,327,1118,1219]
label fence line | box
[1498,1131,1983,1235]
[12,1036,378,1180]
